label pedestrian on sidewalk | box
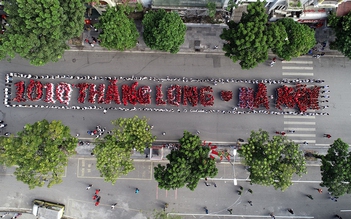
[270,213,276,219]
[317,188,323,194]
[204,207,209,214]
[86,184,93,190]
[111,203,117,209]
[93,194,98,200]
[248,189,253,193]
[95,189,100,195]
[213,182,217,187]
[0,212,9,218]
[303,141,308,145]
[334,215,342,219]
[11,213,22,219]
[288,130,295,133]
[227,209,233,214]
[306,194,313,200]
[248,201,253,206]
[135,188,139,193]
[163,203,169,211]
[205,181,210,186]
[288,208,294,214]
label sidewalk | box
[75,138,325,165]
[75,20,343,57]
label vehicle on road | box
[32,199,65,219]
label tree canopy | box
[319,138,351,196]
[142,9,186,53]
[0,0,85,66]
[328,12,351,59]
[271,18,316,60]
[93,116,155,184]
[97,6,139,51]
[220,0,269,69]
[0,120,77,189]
[239,129,306,190]
[154,131,218,191]
[221,0,316,69]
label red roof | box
[336,2,351,16]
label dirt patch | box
[68,36,83,47]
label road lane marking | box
[283,72,314,76]
[282,66,314,70]
[284,115,315,119]
[282,60,313,64]
[284,121,316,125]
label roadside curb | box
[67,46,345,58]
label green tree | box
[0,0,85,66]
[142,9,186,53]
[239,129,306,191]
[207,2,216,19]
[271,18,316,60]
[97,6,139,51]
[319,138,351,196]
[328,12,351,59]
[93,116,155,184]
[154,131,218,191]
[0,120,77,189]
[266,22,288,52]
[220,0,269,69]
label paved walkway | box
[75,138,325,166]
[77,20,342,56]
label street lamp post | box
[233,148,237,185]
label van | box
[32,199,65,219]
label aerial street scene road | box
[0,0,351,219]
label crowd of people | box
[4,73,329,115]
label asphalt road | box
[1,159,349,219]
[1,52,350,144]
[1,52,351,218]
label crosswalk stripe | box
[286,134,316,137]
[282,72,314,76]
[284,121,316,125]
[284,115,315,119]
[282,61,313,64]
[315,144,331,146]
[282,66,314,70]
[292,140,316,143]
[284,128,316,131]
